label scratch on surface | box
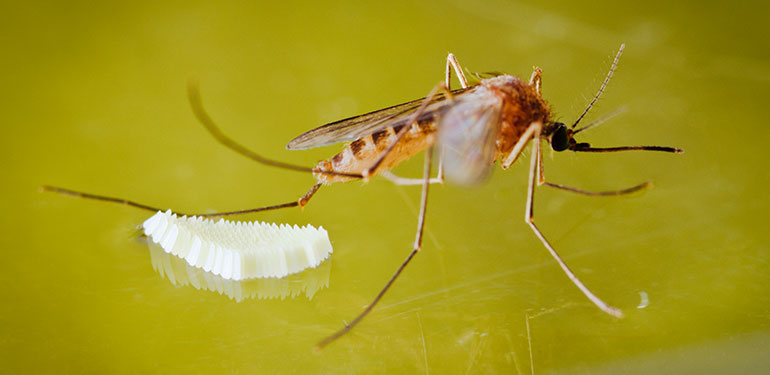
[416,311,429,375]
[525,303,578,375]
[374,307,423,324]
[551,201,610,244]
[378,266,525,313]
[464,331,488,375]
[525,313,535,375]
[373,204,613,315]
[377,243,603,314]
[504,330,523,375]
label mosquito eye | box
[551,125,569,151]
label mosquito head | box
[546,122,572,152]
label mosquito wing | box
[286,87,474,150]
[438,88,502,186]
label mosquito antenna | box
[573,106,627,134]
[571,44,625,130]
[187,79,361,179]
[40,184,311,217]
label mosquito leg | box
[536,128,653,196]
[529,67,543,94]
[40,185,163,213]
[297,182,321,207]
[360,51,465,182]
[446,53,470,89]
[362,83,450,180]
[379,170,443,186]
[188,79,361,180]
[379,145,444,186]
[436,53,449,181]
[40,184,320,218]
[523,125,623,318]
[537,142,545,185]
[187,79,317,174]
[501,124,539,169]
[200,183,322,217]
[438,53,458,182]
[316,146,435,349]
[436,147,445,181]
[543,181,652,197]
[196,200,299,217]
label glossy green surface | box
[3,1,769,373]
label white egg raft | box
[142,210,332,281]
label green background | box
[3,1,769,373]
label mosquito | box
[43,44,682,349]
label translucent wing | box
[438,88,502,186]
[286,87,474,150]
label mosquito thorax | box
[483,74,553,161]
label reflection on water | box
[148,242,331,302]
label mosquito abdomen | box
[314,120,437,184]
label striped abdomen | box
[314,120,437,184]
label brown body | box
[314,120,436,184]
[314,75,551,184]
